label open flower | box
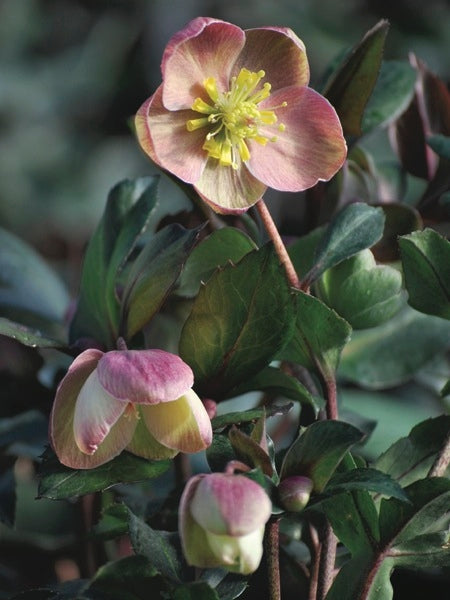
[136,17,346,214]
[179,472,272,574]
[49,348,212,469]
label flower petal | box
[162,18,245,110]
[49,349,136,469]
[205,528,265,575]
[194,157,266,214]
[190,474,272,536]
[179,475,224,568]
[126,408,178,460]
[135,86,207,184]
[73,369,129,455]
[97,349,194,404]
[248,86,347,191]
[234,27,310,90]
[139,388,212,453]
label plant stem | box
[265,518,281,600]
[428,430,450,477]
[256,199,300,289]
[316,522,337,600]
[323,372,338,421]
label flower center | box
[187,68,286,169]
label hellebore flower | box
[179,472,272,574]
[50,348,212,469]
[136,17,347,214]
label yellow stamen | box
[186,68,287,167]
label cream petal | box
[247,86,347,191]
[139,389,212,453]
[135,86,207,184]
[205,528,265,575]
[49,350,136,469]
[194,157,266,214]
[234,27,310,90]
[161,18,245,110]
[126,408,178,460]
[97,349,193,404]
[73,370,129,455]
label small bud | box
[179,473,272,574]
[278,476,313,512]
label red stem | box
[256,199,300,289]
[265,519,281,600]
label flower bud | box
[49,348,212,469]
[278,476,313,512]
[179,473,272,574]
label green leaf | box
[323,20,389,138]
[379,478,450,558]
[177,228,257,297]
[324,468,409,502]
[278,291,352,376]
[70,177,159,347]
[127,510,185,584]
[280,420,364,492]
[225,366,320,411]
[362,60,416,134]
[0,226,69,325]
[228,426,274,477]
[38,450,171,500]
[399,228,450,319]
[174,582,220,600]
[288,225,326,279]
[317,252,404,329]
[303,203,385,285]
[179,244,296,397]
[326,478,450,599]
[374,416,450,487]
[88,555,158,600]
[93,503,130,540]
[339,307,450,389]
[427,134,450,160]
[121,224,201,339]
[0,317,66,349]
[211,402,292,431]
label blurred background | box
[1,0,449,294]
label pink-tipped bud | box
[278,475,313,512]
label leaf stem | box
[256,199,300,289]
[428,429,450,477]
[316,522,337,600]
[265,518,281,600]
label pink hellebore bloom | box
[136,17,347,214]
[49,348,212,469]
[179,472,272,574]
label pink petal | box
[190,474,272,536]
[161,18,245,110]
[135,86,207,184]
[49,349,136,469]
[194,157,266,214]
[247,86,347,191]
[73,369,129,455]
[234,27,310,91]
[139,388,212,453]
[97,349,194,404]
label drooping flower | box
[49,348,212,469]
[135,17,347,214]
[179,472,272,574]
